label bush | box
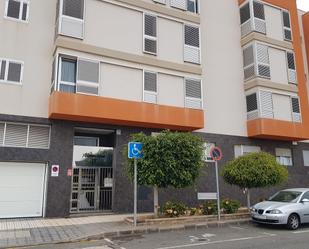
[189,207,203,216]
[201,201,217,215]
[163,201,187,217]
[221,198,240,214]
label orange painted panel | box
[49,92,204,131]
[247,119,309,141]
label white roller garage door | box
[0,162,47,218]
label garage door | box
[0,162,47,218]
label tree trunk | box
[246,188,251,209]
[154,186,159,217]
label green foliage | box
[201,201,218,215]
[163,201,187,217]
[221,152,288,189]
[125,130,204,189]
[221,198,240,214]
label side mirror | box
[301,198,309,203]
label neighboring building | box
[0,0,309,218]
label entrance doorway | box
[70,128,115,213]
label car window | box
[269,191,302,203]
[301,191,309,201]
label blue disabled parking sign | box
[128,142,143,159]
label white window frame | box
[184,77,203,109]
[282,10,292,42]
[143,70,158,104]
[57,55,77,92]
[143,13,158,56]
[0,121,50,149]
[286,51,297,84]
[0,58,24,85]
[183,23,201,65]
[57,0,85,39]
[4,0,30,23]
[275,148,293,166]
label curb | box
[4,218,251,249]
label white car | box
[251,188,309,230]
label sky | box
[297,0,309,11]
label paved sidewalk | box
[0,214,250,248]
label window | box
[187,0,198,13]
[276,148,292,166]
[253,1,266,34]
[5,0,29,22]
[143,14,157,55]
[143,71,157,104]
[58,0,84,39]
[170,0,186,10]
[240,3,250,25]
[58,55,100,95]
[184,24,200,64]
[185,78,202,109]
[256,43,270,78]
[303,150,309,167]
[246,93,259,120]
[301,191,309,201]
[243,44,255,80]
[291,97,301,122]
[282,10,292,41]
[286,52,296,84]
[234,145,260,158]
[0,58,23,84]
[0,122,50,149]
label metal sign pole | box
[134,158,137,227]
[215,160,221,221]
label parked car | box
[250,188,309,230]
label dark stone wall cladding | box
[1,114,309,216]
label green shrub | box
[189,207,203,216]
[221,198,240,214]
[163,201,187,217]
[202,201,217,215]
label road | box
[16,222,309,249]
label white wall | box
[199,0,247,136]
[0,0,56,118]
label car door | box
[299,191,309,223]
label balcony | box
[49,92,204,131]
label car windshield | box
[269,191,302,203]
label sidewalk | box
[0,213,250,248]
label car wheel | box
[287,214,300,230]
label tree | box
[125,131,205,217]
[221,152,288,208]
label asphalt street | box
[15,222,309,249]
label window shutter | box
[170,0,186,10]
[253,1,266,34]
[184,25,200,64]
[243,45,255,80]
[291,97,301,122]
[7,62,22,83]
[77,59,100,95]
[60,0,84,39]
[240,3,252,37]
[153,0,166,4]
[7,0,21,19]
[143,71,157,104]
[4,123,28,147]
[303,151,309,167]
[28,125,50,149]
[246,93,259,120]
[260,91,273,118]
[256,44,270,78]
[287,52,296,84]
[0,123,4,146]
[282,11,292,41]
[185,78,202,109]
[0,60,6,80]
[144,14,157,55]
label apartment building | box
[0,0,309,218]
